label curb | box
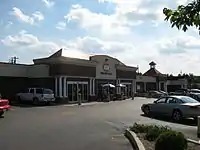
[124,129,146,150]
[187,138,200,145]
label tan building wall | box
[90,55,117,80]
[136,75,156,83]
[27,64,49,78]
[166,79,188,88]
[167,79,187,85]
[0,63,49,78]
[0,63,28,77]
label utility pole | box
[9,56,19,64]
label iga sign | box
[103,64,110,71]
[101,63,112,75]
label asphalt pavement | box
[0,97,199,150]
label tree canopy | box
[163,0,200,33]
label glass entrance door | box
[67,83,78,102]
[122,83,132,98]
[78,83,88,102]
[73,83,78,102]
[67,81,88,103]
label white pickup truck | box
[16,88,55,105]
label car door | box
[164,97,182,116]
[36,88,43,101]
[150,97,167,114]
[28,88,35,101]
[20,88,29,100]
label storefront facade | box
[33,49,137,103]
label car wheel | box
[17,96,22,103]
[144,106,150,116]
[33,98,39,106]
[46,101,50,105]
[0,111,4,117]
[194,117,198,122]
[172,110,183,122]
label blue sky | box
[0,0,200,74]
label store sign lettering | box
[100,72,112,75]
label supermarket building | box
[0,49,138,102]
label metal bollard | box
[132,92,135,100]
[197,116,200,138]
[78,94,81,106]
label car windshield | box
[196,94,200,99]
[43,89,54,94]
[190,90,200,93]
[180,96,199,103]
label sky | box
[0,0,200,75]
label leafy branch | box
[163,0,200,33]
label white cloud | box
[1,30,40,47]
[11,7,34,24]
[64,3,165,37]
[2,30,200,74]
[158,35,200,54]
[11,7,44,25]
[0,31,89,62]
[4,1,200,75]
[42,0,55,8]
[1,30,58,55]
[176,0,192,5]
[57,34,200,75]
[56,21,66,30]
[65,4,131,36]
[32,11,44,21]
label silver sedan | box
[141,96,200,122]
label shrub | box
[145,125,171,141]
[155,131,187,150]
[130,123,171,141]
[130,123,150,133]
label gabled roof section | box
[49,48,62,58]
[143,68,164,77]
[33,49,97,67]
[149,61,156,66]
[90,55,125,65]
[143,61,166,77]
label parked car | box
[147,90,165,98]
[159,90,168,96]
[169,88,189,96]
[188,93,200,102]
[0,93,10,117]
[189,89,200,93]
[16,88,55,105]
[141,95,200,122]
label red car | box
[0,99,10,117]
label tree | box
[163,0,200,33]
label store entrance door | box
[67,81,88,103]
[121,83,132,98]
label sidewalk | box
[10,98,135,108]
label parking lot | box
[0,97,199,150]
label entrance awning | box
[117,84,126,87]
[102,84,115,88]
